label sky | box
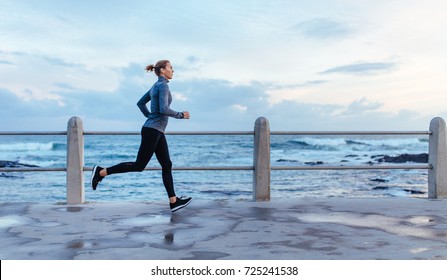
[1,0,446,132]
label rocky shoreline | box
[276,153,429,165]
[0,160,38,168]
[371,153,428,163]
[1,160,38,178]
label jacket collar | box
[158,76,169,83]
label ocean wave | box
[52,142,66,150]
[0,142,65,152]
[271,137,426,151]
[347,138,422,147]
[271,139,341,151]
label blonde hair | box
[145,60,170,76]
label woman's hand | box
[182,111,190,119]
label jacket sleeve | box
[159,83,183,119]
[137,90,151,118]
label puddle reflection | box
[164,232,174,244]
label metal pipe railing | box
[82,166,255,171]
[0,132,67,135]
[270,131,431,135]
[271,164,431,170]
[0,167,66,172]
[84,131,254,135]
[0,131,431,136]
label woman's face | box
[161,62,174,80]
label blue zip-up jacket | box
[137,76,183,133]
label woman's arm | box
[137,90,151,117]
[159,84,184,119]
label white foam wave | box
[293,137,346,147]
[293,137,423,148]
[355,138,422,147]
[0,142,54,152]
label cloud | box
[232,104,248,112]
[0,72,436,132]
[0,87,73,130]
[0,49,120,101]
[0,88,21,110]
[268,80,328,90]
[320,61,398,75]
[290,18,353,39]
[0,60,13,65]
[340,97,384,115]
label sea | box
[0,133,430,203]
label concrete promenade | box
[1,197,446,260]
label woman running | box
[90,60,192,212]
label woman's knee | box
[161,159,172,171]
[133,163,147,172]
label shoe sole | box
[171,199,192,213]
[91,165,99,190]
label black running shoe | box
[170,196,192,212]
[91,165,104,190]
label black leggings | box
[106,127,176,198]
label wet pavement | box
[0,198,446,260]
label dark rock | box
[305,161,324,166]
[406,189,425,195]
[0,160,38,168]
[369,178,388,183]
[374,153,428,163]
[372,186,425,195]
[277,159,299,163]
[372,186,389,191]
[1,172,25,178]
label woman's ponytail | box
[145,64,155,72]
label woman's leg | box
[154,135,192,212]
[154,133,176,200]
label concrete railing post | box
[253,117,270,201]
[66,116,85,204]
[428,117,447,198]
